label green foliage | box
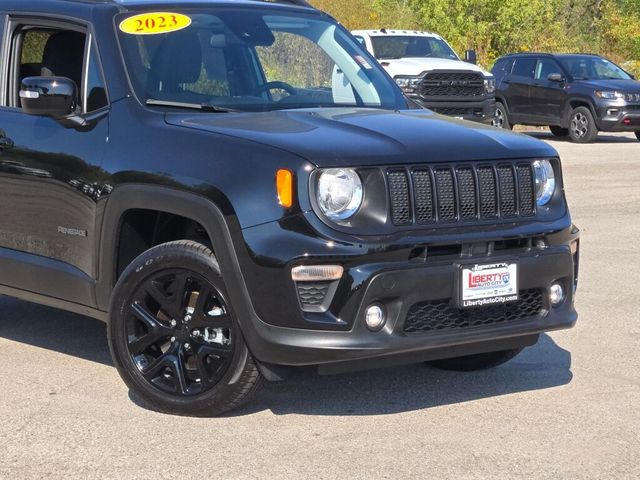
[21,31,50,64]
[311,0,640,70]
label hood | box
[573,78,640,92]
[380,57,491,78]
[166,108,556,167]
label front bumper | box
[595,103,640,131]
[227,218,579,372]
[409,96,496,124]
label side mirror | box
[464,49,477,65]
[547,73,565,82]
[19,76,77,118]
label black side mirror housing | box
[464,49,477,65]
[547,73,565,82]
[20,76,77,118]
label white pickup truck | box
[352,30,496,123]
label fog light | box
[549,283,565,306]
[365,304,386,331]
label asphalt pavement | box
[0,131,638,479]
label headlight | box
[484,78,496,94]
[595,90,624,100]
[532,160,556,206]
[395,76,422,92]
[316,168,363,221]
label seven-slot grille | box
[420,71,485,98]
[387,162,536,226]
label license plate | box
[460,262,518,308]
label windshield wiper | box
[146,99,235,113]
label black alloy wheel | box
[109,241,262,416]
[126,268,234,396]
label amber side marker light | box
[276,169,294,208]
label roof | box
[352,29,439,38]
[498,52,601,58]
[60,0,313,6]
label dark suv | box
[0,0,579,416]
[492,53,640,143]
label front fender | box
[96,184,244,310]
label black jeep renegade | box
[0,0,579,415]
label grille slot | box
[404,289,544,333]
[477,166,497,218]
[385,162,537,227]
[412,169,435,224]
[434,168,456,222]
[497,166,516,217]
[457,167,477,220]
[387,170,412,225]
[516,164,535,216]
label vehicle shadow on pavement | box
[243,334,572,417]
[0,296,571,417]
[0,296,112,366]
[523,131,637,144]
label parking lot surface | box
[0,132,638,480]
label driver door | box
[0,19,109,305]
[529,58,566,123]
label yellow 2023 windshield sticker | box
[119,12,192,35]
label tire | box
[635,131,640,141]
[568,106,598,143]
[549,125,569,137]
[108,240,263,416]
[492,101,512,130]
[426,348,523,372]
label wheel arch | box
[96,185,243,312]
[564,97,597,127]
[494,94,510,113]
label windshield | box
[116,9,405,112]
[558,56,632,81]
[370,36,459,60]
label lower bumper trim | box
[317,334,540,375]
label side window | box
[85,41,108,112]
[511,58,537,79]
[13,26,108,113]
[535,59,560,80]
[17,28,86,100]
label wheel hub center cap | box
[175,325,190,341]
